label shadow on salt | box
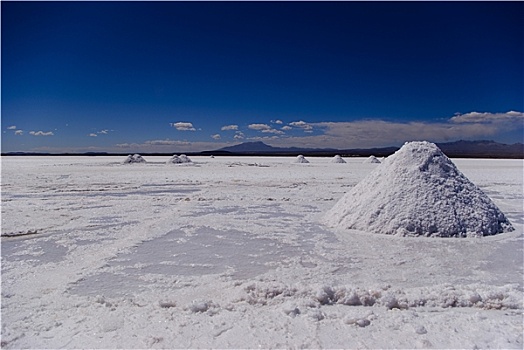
[7,188,198,199]
[188,204,305,219]
[70,227,323,298]
[117,228,291,278]
[1,238,69,266]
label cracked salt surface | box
[1,155,523,349]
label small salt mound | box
[331,155,347,164]
[123,154,146,164]
[166,155,183,164]
[167,154,192,164]
[323,141,513,237]
[363,155,381,164]
[294,155,309,164]
[179,154,192,163]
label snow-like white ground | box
[1,156,523,349]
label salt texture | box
[294,155,309,163]
[1,155,522,349]
[363,155,381,164]
[323,141,513,237]
[123,154,146,164]
[331,155,347,163]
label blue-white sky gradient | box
[2,2,523,153]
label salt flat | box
[1,155,523,349]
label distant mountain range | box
[435,140,524,158]
[207,141,398,156]
[3,140,523,158]
[203,140,524,159]
[215,141,338,154]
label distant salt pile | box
[294,155,310,164]
[167,154,192,164]
[363,155,381,164]
[167,155,183,164]
[331,155,346,163]
[179,154,191,163]
[323,141,513,237]
[123,154,146,164]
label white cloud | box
[248,123,271,131]
[289,120,313,132]
[114,139,233,153]
[16,110,521,154]
[248,123,285,135]
[211,134,221,140]
[145,139,191,146]
[314,120,500,147]
[272,120,283,124]
[221,124,238,131]
[262,129,284,135]
[266,111,523,149]
[247,135,280,141]
[450,111,524,124]
[289,121,307,127]
[170,122,196,131]
[88,129,111,136]
[114,143,140,148]
[7,125,16,130]
[29,131,54,136]
[31,140,241,154]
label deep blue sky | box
[2,2,523,153]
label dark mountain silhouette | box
[219,141,283,153]
[205,140,524,158]
[214,141,336,155]
[436,140,524,158]
[3,140,522,158]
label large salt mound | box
[323,141,513,237]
